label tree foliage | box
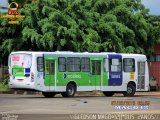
[0,0,159,64]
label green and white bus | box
[8,51,149,97]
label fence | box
[148,62,160,87]
[0,66,8,82]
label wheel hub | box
[127,87,132,94]
[68,87,74,95]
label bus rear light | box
[6,74,10,78]
[17,79,24,81]
[31,72,34,82]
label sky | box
[0,0,160,15]
[0,0,8,13]
[141,0,160,15]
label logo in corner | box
[1,2,25,25]
[64,73,67,79]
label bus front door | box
[91,60,101,90]
[108,54,122,86]
[44,59,55,91]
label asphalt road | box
[0,92,160,120]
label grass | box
[0,81,9,91]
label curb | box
[0,91,14,94]
[0,90,40,95]
[0,91,160,96]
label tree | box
[8,0,33,8]
[0,0,158,65]
[0,0,31,65]
[146,15,160,43]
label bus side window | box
[67,58,80,72]
[81,58,90,72]
[58,57,66,72]
[123,58,135,72]
[45,61,50,74]
[37,57,44,72]
[109,59,122,72]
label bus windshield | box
[11,53,32,68]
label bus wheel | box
[123,84,136,97]
[103,91,114,97]
[42,92,56,98]
[61,84,76,97]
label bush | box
[0,74,9,91]
[0,81,9,91]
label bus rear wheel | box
[103,91,114,97]
[42,92,56,98]
[123,84,136,97]
[61,84,76,97]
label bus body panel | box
[122,54,149,92]
[43,54,106,91]
[8,51,149,93]
[33,53,44,91]
[9,52,35,89]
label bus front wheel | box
[123,84,136,97]
[42,92,56,98]
[61,84,76,97]
[103,91,114,97]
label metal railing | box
[0,66,9,82]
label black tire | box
[61,84,76,97]
[61,92,68,97]
[123,84,136,97]
[42,92,56,98]
[103,91,114,97]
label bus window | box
[109,59,122,72]
[50,61,55,75]
[45,61,50,74]
[67,58,80,72]
[104,59,109,72]
[37,57,44,72]
[45,60,55,75]
[81,58,90,72]
[123,58,135,72]
[58,57,66,72]
[92,61,101,75]
[96,61,101,75]
[92,61,95,75]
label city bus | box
[8,51,149,97]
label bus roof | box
[10,51,146,58]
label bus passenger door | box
[44,59,55,91]
[91,60,101,90]
[137,62,145,90]
[108,54,122,86]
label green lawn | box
[0,82,9,91]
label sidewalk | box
[0,90,40,95]
[0,90,160,96]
